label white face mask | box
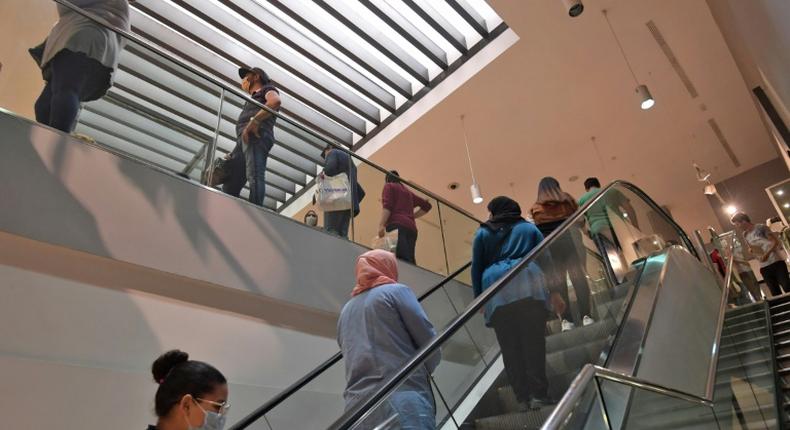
[305,214,318,226]
[186,399,227,430]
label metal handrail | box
[326,180,697,430]
[228,261,472,430]
[542,364,713,430]
[50,0,482,224]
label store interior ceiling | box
[365,0,783,231]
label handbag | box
[372,230,399,252]
[206,157,230,187]
[316,173,352,211]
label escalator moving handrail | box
[327,180,697,430]
[229,261,472,430]
[50,0,483,225]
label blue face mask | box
[187,400,227,430]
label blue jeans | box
[242,131,273,206]
[35,50,110,133]
[355,391,435,430]
[324,210,351,238]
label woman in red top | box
[377,171,433,264]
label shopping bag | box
[372,230,399,252]
[316,173,352,211]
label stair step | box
[770,300,790,311]
[717,344,771,361]
[721,335,770,350]
[473,405,555,430]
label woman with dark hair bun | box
[147,350,229,430]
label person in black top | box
[146,350,229,430]
[233,66,281,207]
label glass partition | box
[18,0,487,279]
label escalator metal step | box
[473,406,555,430]
[772,309,790,320]
[771,300,790,310]
[717,344,770,361]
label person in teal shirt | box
[578,178,637,283]
[471,196,565,410]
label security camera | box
[561,0,584,17]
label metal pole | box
[203,88,225,186]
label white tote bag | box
[316,173,353,212]
[371,230,399,253]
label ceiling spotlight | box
[725,205,738,215]
[637,84,655,110]
[784,203,790,209]
[778,190,785,196]
[562,0,584,17]
[471,182,484,205]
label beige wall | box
[0,0,55,118]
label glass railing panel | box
[259,271,471,429]
[75,37,224,187]
[348,162,449,274]
[437,201,479,273]
[263,358,348,430]
[332,184,688,430]
[598,377,718,430]
[582,185,694,284]
[24,1,489,279]
[441,267,500,365]
[551,378,608,430]
[713,303,778,428]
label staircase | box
[769,295,790,428]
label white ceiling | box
[366,0,781,232]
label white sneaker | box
[582,315,595,326]
[561,319,575,332]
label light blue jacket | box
[338,283,439,427]
[471,220,551,325]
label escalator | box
[227,181,758,430]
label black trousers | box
[760,261,790,297]
[490,298,548,402]
[35,50,111,133]
[388,225,417,264]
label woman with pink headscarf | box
[338,249,440,429]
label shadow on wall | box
[0,125,112,257]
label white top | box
[744,224,786,268]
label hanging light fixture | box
[460,114,484,205]
[602,10,655,110]
[561,0,584,17]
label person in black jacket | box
[321,144,365,238]
[147,350,229,430]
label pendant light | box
[602,10,655,110]
[460,115,484,205]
